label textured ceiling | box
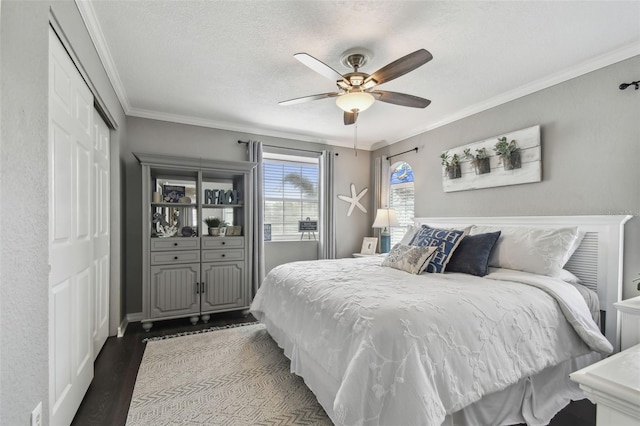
[81,1,640,150]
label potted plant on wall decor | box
[493,137,521,170]
[463,147,491,175]
[204,217,227,236]
[440,151,462,179]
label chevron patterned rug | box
[126,323,333,426]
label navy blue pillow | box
[409,225,468,273]
[446,231,501,276]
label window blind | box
[263,156,319,241]
[388,162,415,246]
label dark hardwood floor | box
[72,313,596,426]
[71,312,256,426]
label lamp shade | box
[372,208,399,231]
[336,92,375,112]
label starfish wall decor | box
[337,183,368,216]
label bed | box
[250,215,631,425]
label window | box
[263,152,319,241]
[389,161,415,246]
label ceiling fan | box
[279,48,433,125]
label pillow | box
[381,244,437,275]
[399,225,418,245]
[469,225,579,277]
[446,231,501,276]
[562,230,586,266]
[409,225,468,273]
[557,268,581,284]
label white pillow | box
[557,268,581,284]
[562,230,586,266]
[469,225,579,277]
[399,225,417,245]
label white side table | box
[614,296,640,351]
[570,344,640,426]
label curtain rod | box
[237,140,339,156]
[387,147,418,161]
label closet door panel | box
[92,111,110,358]
[48,27,96,426]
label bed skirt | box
[260,313,600,426]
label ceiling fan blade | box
[294,53,351,87]
[344,111,358,125]
[372,90,431,108]
[279,92,339,106]
[364,49,433,87]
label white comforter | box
[250,257,612,426]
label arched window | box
[389,161,415,246]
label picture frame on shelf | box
[360,237,378,255]
[226,225,242,236]
[162,185,185,203]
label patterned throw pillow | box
[381,244,438,275]
[409,225,468,273]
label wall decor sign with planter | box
[441,125,541,193]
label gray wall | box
[0,1,127,423]
[372,55,640,299]
[124,117,371,314]
[265,241,319,274]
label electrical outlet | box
[31,402,42,426]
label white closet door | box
[92,111,110,358]
[48,28,94,426]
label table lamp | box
[372,208,399,253]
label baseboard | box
[117,317,128,338]
[127,312,143,322]
[117,312,143,337]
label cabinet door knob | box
[174,256,178,260]
[221,241,226,245]
[221,254,226,258]
[173,242,178,246]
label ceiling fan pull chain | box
[353,121,358,157]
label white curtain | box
[372,156,391,249]
[249,141,265,294]
[319,150,336,259]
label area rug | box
[126,323,333,425]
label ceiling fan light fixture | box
[362,79,377,89]
[336,91,375,113]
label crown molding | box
[74,1,638,153]
[75,0,131,113]
[127,107,359,149]
[374,42,640,151]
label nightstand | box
[570,343,640,426]
[614,296,640,351]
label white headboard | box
[414,215,632,351]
